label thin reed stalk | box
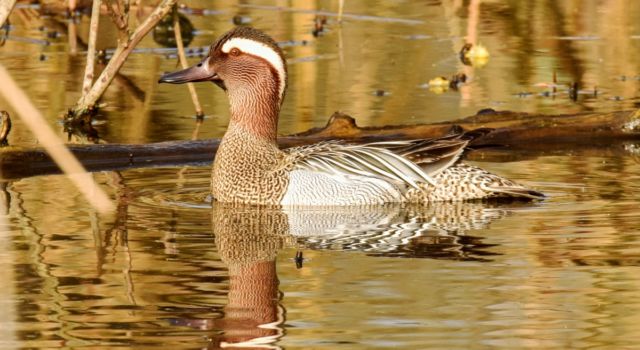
[173,8,204,117]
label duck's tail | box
[422,163,545,201]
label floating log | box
[1,109,640,180]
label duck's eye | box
[229,48,241,56]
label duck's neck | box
[227,84,281,142]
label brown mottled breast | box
[211,125,289,204]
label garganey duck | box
[159,27,544,206]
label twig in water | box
[295,251,304,269]
[569,82,579,102]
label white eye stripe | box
[221,38,287,101]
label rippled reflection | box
[203,200,532,348]
[281,203,512,260]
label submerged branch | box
[3,109,640,180]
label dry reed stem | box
[0,0,17,28]
[68,0,77,12]
[82,0,102,97]
[0,65,114,214]
[73,0,177,117]
[173,8,204,117]
[68,20,78,54]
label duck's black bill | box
[158,61,216,84]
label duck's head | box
[159,26,288,107]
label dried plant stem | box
[68,19,78,54]
[68,0,77,12]
[0,65,114,213]
[82,0,101,96]
[0,0,17,28]
[338,0,344,23]
[72,0,177,118]
[173,8,204,117]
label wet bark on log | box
[2,109,640,180]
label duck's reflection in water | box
[177,201,530,348]
[283,203,512,260]
[212,204,290,349]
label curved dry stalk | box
[71,0,177,118]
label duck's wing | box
[360,128,490,176]
[365,138,466,177]
[286,141,438,189]
[284,129,490,190]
